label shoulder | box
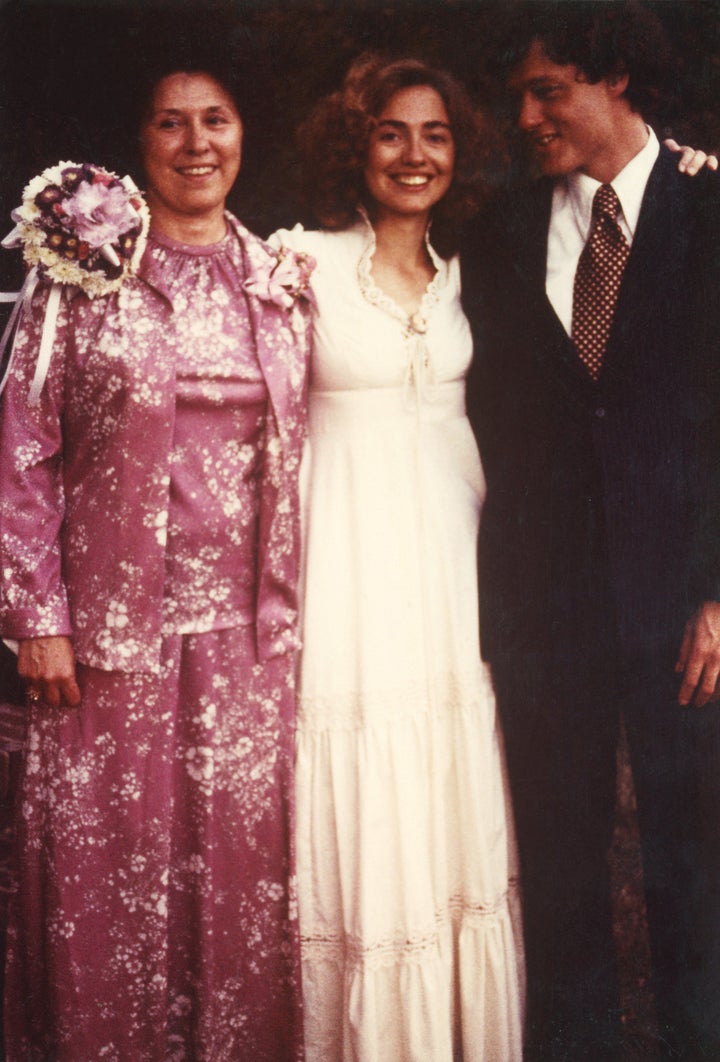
[269,222,365,265]
[24,277,118,335]
[445,252,461,283]
[461,180,552,260]
[647,147,720,209]
[636,149,720,264]
[225,213,278,264]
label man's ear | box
[606,68,630,98]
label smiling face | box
[363,84,455,225]
[141,72,243,242]
[508,40,631,182]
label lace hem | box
[297,666,497,732]
[300,880,520,971]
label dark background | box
[1,2,718,1054]
[2,0,720,265]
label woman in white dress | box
[275,55,525,1061]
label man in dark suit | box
[462,3,720,1057]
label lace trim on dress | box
[355,207,445,326]
[355,207,447,403]
[298,666,496,732]
[300,880,521,971]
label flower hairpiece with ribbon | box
[0,160,150,404]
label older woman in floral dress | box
[0,63,311,1061]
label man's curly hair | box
[298,54,499,258]
[496,1,673,120]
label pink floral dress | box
[0,220,309,1061]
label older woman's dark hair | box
[131,54,245,130]
[496,1,673,119]
[299,54,496,258]
[118,47,247,181]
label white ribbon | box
[1,209,25,254]
[0,268,63,405]
[28,281,62,405]
[0,267,40,400]
[402,319,437,409]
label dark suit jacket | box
[462,147,720,666]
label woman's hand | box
[665,138,719,175]
[18,636,81,709]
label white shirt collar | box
[565,126,660,240]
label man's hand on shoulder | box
[677,602,720,706]
[665,138,719,176]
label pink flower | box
[91,171,115,187]
[245,248,315,309]
[60,181,141,249]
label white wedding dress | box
[275,215,525,1061]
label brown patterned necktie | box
[571,183,630,380]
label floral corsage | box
[3,160,149,298]
[244,245,316,322]
[1,161,150,404]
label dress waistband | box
[308,380,466,434]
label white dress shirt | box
[546,127,660,334]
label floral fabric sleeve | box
[0,283,73,639]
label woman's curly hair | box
[298,54,498,258]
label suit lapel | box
[505,178,552,294]
[627,147,691,262]
[602,148,692,383]
[505,178,596,388]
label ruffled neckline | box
[148,220,233,258]
[138,212,246,309]
[354,207,446,333]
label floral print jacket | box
[0,216,311,672]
